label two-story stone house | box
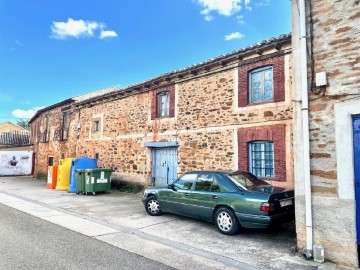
[29,34,293,191]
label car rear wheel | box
[145,196,162,216]
[214,207,239,235]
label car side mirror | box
[168,183,175,190]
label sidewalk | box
[0,176,352,270]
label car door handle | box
[212,195,219,199]
[184,193,190,196]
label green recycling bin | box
[84,168,112,195]
[75,170,86,194]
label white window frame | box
[249,141,275,178]
[157,91,170,117]
[249,66,274,104]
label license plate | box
[280,199,292,207]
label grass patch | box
[111,179,144,194]
[36,173,47,181]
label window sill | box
[234,99,287,113]
[154,115,173,119]
[247,100,274,106]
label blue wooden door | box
[353,115,360,244]
[152,148,177,187]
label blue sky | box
[0,0,291,123]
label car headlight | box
[143,189,149,196]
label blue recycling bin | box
[68,157,98,193]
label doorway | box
[352,114,360,266]
[152,147,177,187]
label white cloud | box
[50,18,117,40]
[236,15,245,24]
[196,0,242,18]
[225,32,244,41]
[9,40,24,53]
[254,0,270,7]
[100,30,118,39]
[12,107,44,119]
[204,14,214,21]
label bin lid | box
[84,168,113,172]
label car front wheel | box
[145,196,162,216]
[214,207,239,235]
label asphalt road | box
[0,204,174,270]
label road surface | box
[0,203,174,270]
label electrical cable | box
[308,0,323,95]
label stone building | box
[0,122,30,150]
[29,34,293,191]
[292,0,360,267]
[0,121,27,133]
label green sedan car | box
[142,171,295,235]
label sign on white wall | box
[0,151,33,175]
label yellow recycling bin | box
[56,158,73,191]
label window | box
[48,157,54,166]
[91,115,103,136]
[249,66,273,104]
[174,173,196,190]
[61,112,68,140]
[249,141,274,178]
[216,174,238,192]
[151,85,175,120]
[44,116,50,142]
[157,92,170,117]
[211,180,221,192]
[93,120,100,132]
[194,173,213,192]
[92,117,101,133]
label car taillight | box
[260,202,276,212]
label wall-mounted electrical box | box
[316,71,327,87]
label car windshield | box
[227,171,270,189]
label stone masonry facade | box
[30,35,293,192]
[292,0,360,267]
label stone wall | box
[292,0,360,267]
[31,47,293,190]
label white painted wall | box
[335,99,360,200]
[0,150,33,175]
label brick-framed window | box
[249,66,273,104]
[157,91,170,117]
[151,84,175,120]
[238,55,284,107]
[238,124,286,181]
[249,141,274,178]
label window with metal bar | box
[249,141,274,178]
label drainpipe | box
[299,0,313,259]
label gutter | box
[299,0,314,259]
